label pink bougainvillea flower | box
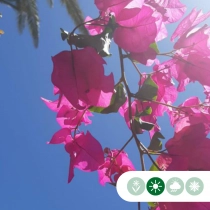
[98,149,135,185]
[174,25,210,56]
[154,11,168,42]
[119,99,160,136]
[183,53,210,86]
[48,128,71,144]
[153,124,210,189]
[171,8,210,41]
[156,154,188,171]
[41,96,92,129]
[171,53,210,90]
[167,96,210,134]
[154,58,189,92]
[165,9,210,91]
[56,105,92,128]
[120,70,176,136]
[155,51,210,91]
[148,68,178,117]
[49,130,104,183]
[84,15,108,36]
[53,86,60,95]
[41,95,71,112]
[51,47,114,110]
[95,0,144,21]
[158,202,210,210]
[165,123,210,171]
[145,0,186,24]
[114,5,158,53]
[130,48,157,66]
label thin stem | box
[118,47,161,171]
[125,51,143,77]
[157,49,176,56]
[117,135,134,155]
[132,92,209,113]
[138,202,140,210]
[73,108,88,139]
[70,15,101,35]
[140,148,145,171]
[146,66,168,75]
[106,135,134,176]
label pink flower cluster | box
[42,0,210,209]
[42,47,134,185]
[88,0,186,66]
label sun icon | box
[147,177,165,195]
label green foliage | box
[149,42,159,53]
[135,106,152,117]
[136,118,155,131]
[135,76,158,101]
[148,132,165,151]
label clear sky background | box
[0,1,210,210]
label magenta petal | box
[114,0,144,23]
[65,132,104,183]
[49,128,71,144]
[68,157,75,183]
[98,150,135,185]
[174,25,210,55]
[114,6,157,53]
[51,47,113,109]
[171,8,210,41]
[98,168,111,186]
[84,16,106,35]
[41,97,60,112]
[87,73,114,107]
[73,131,104,171]
[184,54,210,86]
[146,0,186,24]
[130,48,157,66]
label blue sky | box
[0,1,210,210]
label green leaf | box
[136,106,152,117]
[133,106,154,132]
[148,132,165,151]
[138,118,155,131]
[135,76,158,101]
[148,139,162,151]
[150,42,159,53]
[89,106,104,113]
[132,120,144,134]
[89,83,126,114]
[149,163,159,171]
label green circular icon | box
[185,177,204,196]
[147,177,165,196]
[166,177,184,196]
[127,177,145,196]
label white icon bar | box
[116,171,210,202]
